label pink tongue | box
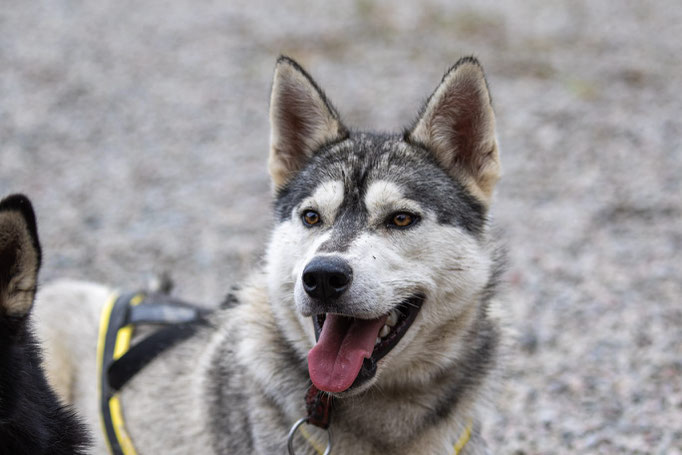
[308,314,388,393]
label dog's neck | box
[315,309,497,453]
[221,277,497,453]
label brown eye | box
[302,210,321,226]
[389,212,418,228]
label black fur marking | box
[220,285,242,309]
[274,133,487,236]
[480,241,507,307]
[394,142,486,234]
[426,315,499,426]
[0,194,89,454]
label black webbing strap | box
[107,321,202,391]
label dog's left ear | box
[268,56,348,190]
[0,194,42,318]
[408,57,500,205]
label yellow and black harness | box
[97,292,208,455]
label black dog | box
[0,194,89,454]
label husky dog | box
[0,195,89,454]
[35,56,505,454]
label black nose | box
[302,256,353,301]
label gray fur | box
[34,56,505,454]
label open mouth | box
[307,295,425,394]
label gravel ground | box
[1,1,681,453]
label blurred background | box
[1,0,680,453]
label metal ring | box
[287,418,333,455]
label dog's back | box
[34,280,112,446]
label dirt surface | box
[1,1,680,453]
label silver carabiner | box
[287,418,333,455]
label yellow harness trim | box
[97,292,143,455]
[112,295,144,360]
[96,293,118,455]
[453,420,473,455]
[299,424,326,455]
[108,395,138,455]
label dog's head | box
[265,57,500,396]
[0,194,41,321]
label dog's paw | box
[0,194,41,318]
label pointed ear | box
[0,194,41,318]
[408,57,500,205]
[268,56,348,190]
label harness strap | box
[127,294,204,326]
[97,292,207,455]
[98,293,138,455]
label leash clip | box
[287,418,333,455]
[288,385,333,453]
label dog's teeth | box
[375,337,381,346]
[379,325,390,338]
[387,311,398,327]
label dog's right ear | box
[268,56,348,190]
[0,194,41,319]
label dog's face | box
[265,57,500,396]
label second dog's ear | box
[268,56,348,190]
[0,194,41,318]
[408,57,500,206]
